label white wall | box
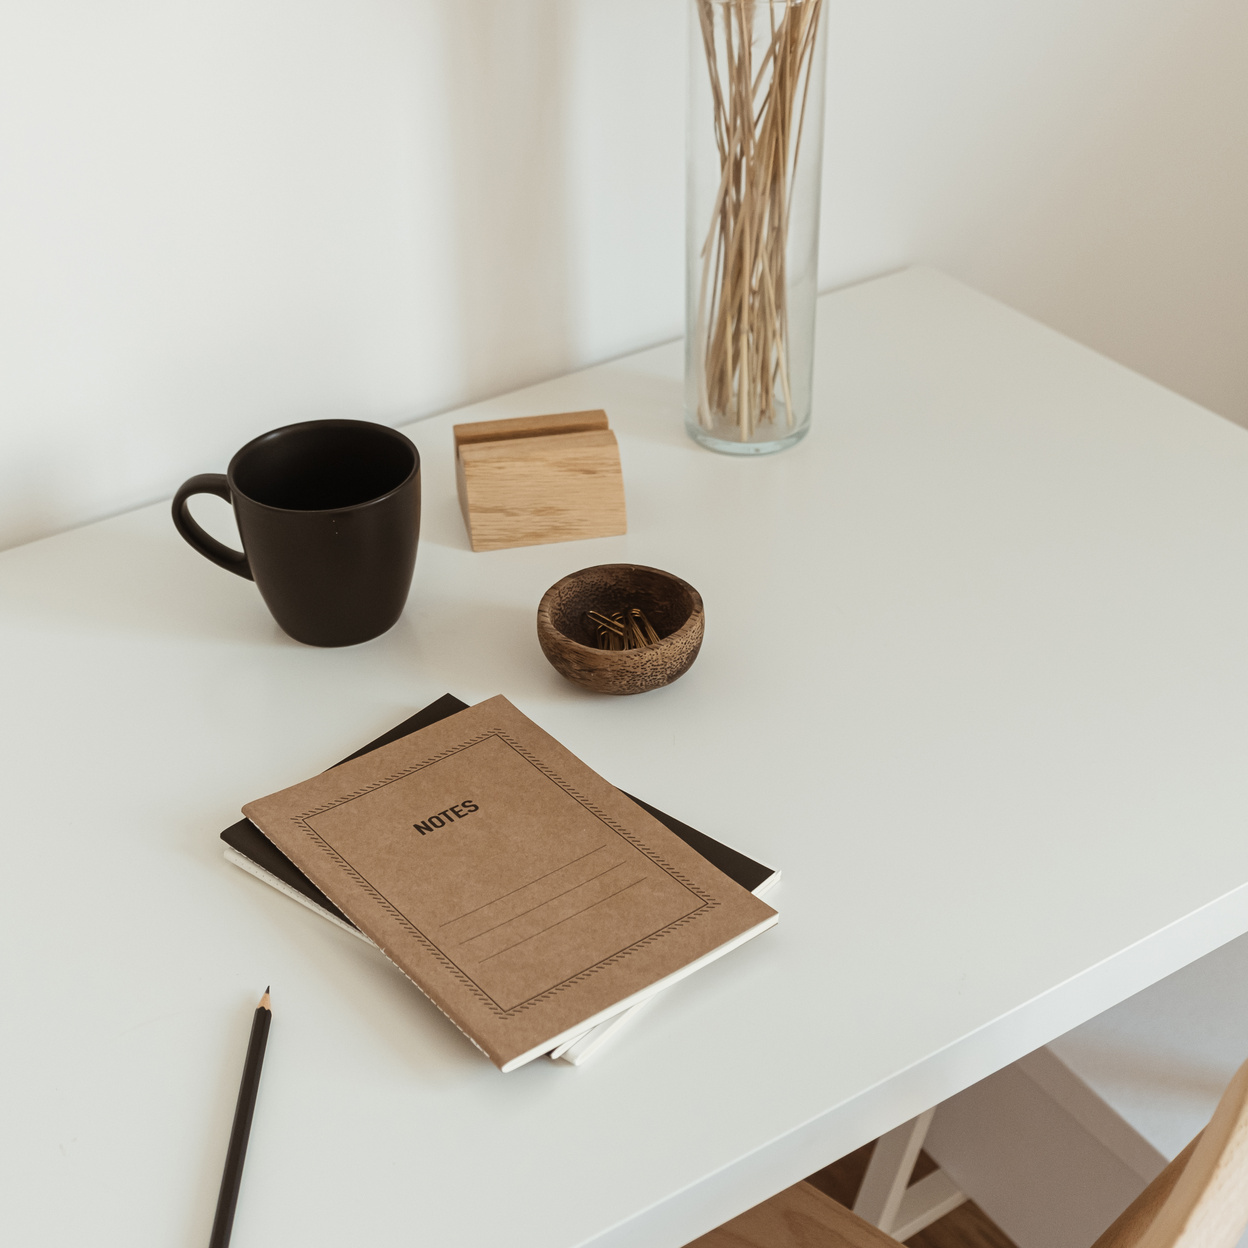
[2,1,1246,551]
[823,0,1248,427]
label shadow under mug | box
[172,419,421,647]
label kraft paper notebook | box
[221,693,779,1065]
[241,695,778,1071]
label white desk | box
[5,269,1248,1248]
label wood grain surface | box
[806,1143,1013,1248]
[687,1181,899,1248]
[536,563,704,695]
[453,409,609,446]
[1096,1054,1248,1248]
[453,410,626,551]
[1091,1136,1200,1248]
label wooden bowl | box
[536,564,704,695]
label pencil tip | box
[259,987,271,1010]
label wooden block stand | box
[453,410,628,552]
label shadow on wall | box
[935,0,1248,427]
[437,1,575,405]
[0,449,77,553]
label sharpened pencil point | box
[213,988,273,1248]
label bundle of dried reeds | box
[692,0,824,440]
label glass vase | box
[685,0,829,454]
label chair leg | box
[853,1109,968,1239]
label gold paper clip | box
[629,607,662,646]
[586,609,624,634]
[585,605,663,651]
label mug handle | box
[171,474,253,580]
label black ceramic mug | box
[172,419,420,647]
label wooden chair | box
[687,1054,1248,1248]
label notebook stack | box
[224,694,779,1070]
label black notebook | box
[221,693,778,1063]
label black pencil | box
[209,988,272,1248]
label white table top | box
[6,268,1248,1248]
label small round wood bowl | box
[536,564,704,696]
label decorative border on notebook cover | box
[287,730,721,1018]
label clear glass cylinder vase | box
[685,0,828,454]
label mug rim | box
[226,418,420,514]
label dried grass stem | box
[693,0,824,439]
